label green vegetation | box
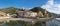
[6,21,32,26]
[0,7,56,17]
[30,7,45,13]
[6,21,45,26]
[0,7,56,26]
[0,7,20,15]
[30,7,56,18]
[33,21,46,26]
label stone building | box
[37,11,43,17]
[16,8,37,18]
[17,11,37,18]
[16,7,50,18]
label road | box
[9,18,52,22]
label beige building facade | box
[0,11,10,17]
[17,11,37,17]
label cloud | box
[41,0,60,14]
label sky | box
[0,0,47,8]
[0,0,60,14]
[41,0,60,14]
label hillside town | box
[16,8,48,18]
[0,7,57,26]
[0,0,60,26]
[0,7,58,26]
[0,7,54,19]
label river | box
[46,18,60,26]
[0,18,60,26]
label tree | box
[0,7,20,15]
[30,7,45,13]
[30,7,56,17]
